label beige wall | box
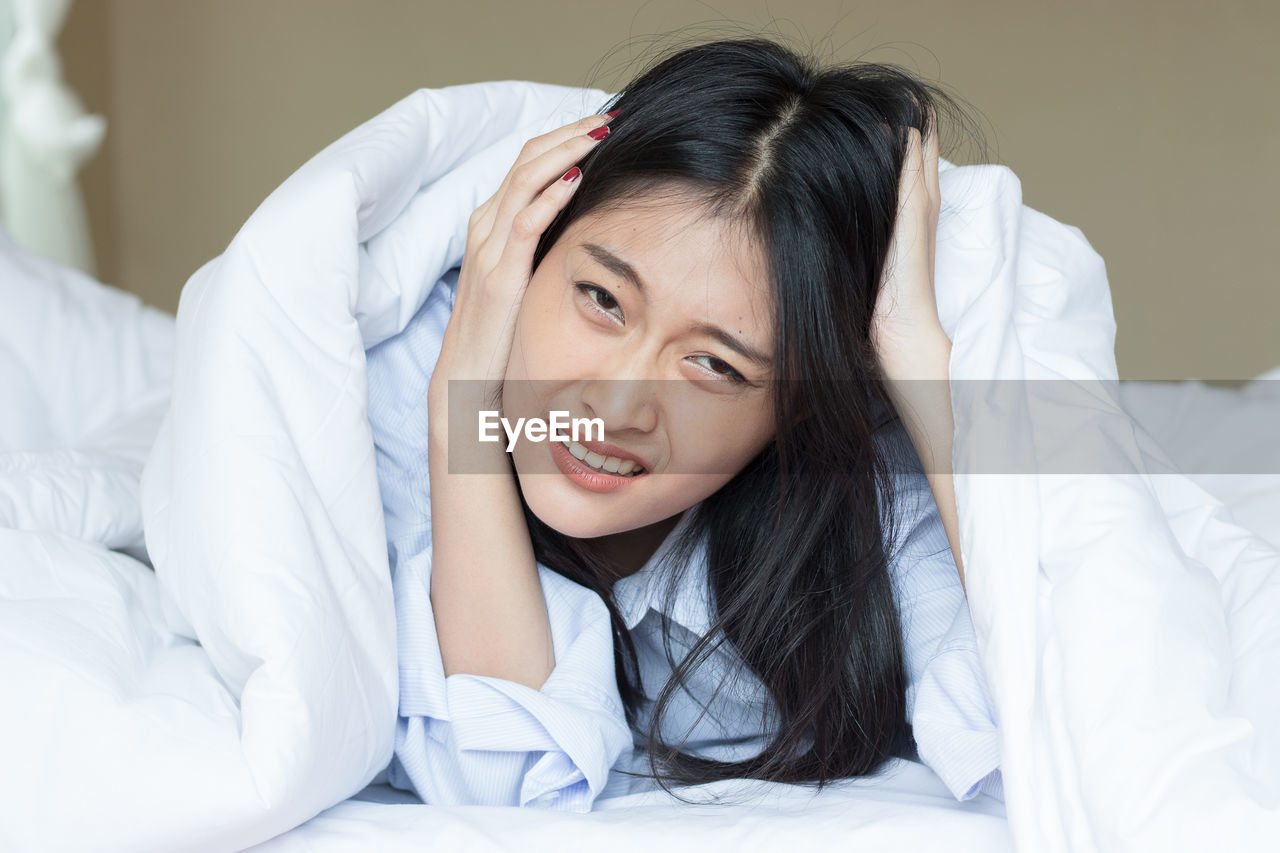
[60,0,1278,380]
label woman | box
[368,37,1000,810]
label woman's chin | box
[520,481,641,540]
[525,502,620,539]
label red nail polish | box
[606,108,621,118]
[561,166,581,183]
[587,125,609,141]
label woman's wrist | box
[876,321,952,383]
[431,327,508,407]
[427,360,512,477]
[876,323,967,590]
[877,322,954,476]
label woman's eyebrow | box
[582,242,648,298]
[690,323,772,368]
[581,242,771,368]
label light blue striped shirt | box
[366,268,1002,811]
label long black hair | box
[520,36,975,795]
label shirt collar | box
[611,507,712,635]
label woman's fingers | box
[898,124,939,236]
[901,127,923,200]
[896,127,927,235]
[517,112,613,165]
[922,110,940,216]
[873,113,947,359]
[921,109,941,282]
[923,107,940,201]
[882,125,935,298]
[470,112,612,245]
[483,122,609,250]
[494,163,584,277]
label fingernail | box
[587,125,609,141]
[606,109,621,118]
[561,166,581,183]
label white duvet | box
[1,80,1276,852]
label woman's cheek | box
[510,291,570,382]
[668,418,738,477]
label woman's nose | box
[579,366,660,434]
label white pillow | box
[0,227,173,554]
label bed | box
[2,81,1277,852]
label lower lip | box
[548,439,645,494]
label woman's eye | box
[689,354,748,384]
[576,282,623,321]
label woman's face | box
[503,195,777,540]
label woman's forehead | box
[565,200,772,317]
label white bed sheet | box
[250,759,1012,851]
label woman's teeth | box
[563,439,644,476]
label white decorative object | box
[0,0,105,275]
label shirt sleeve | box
[387,543,634,811]
[886,469,1003,802]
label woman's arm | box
[427,114,612,691]
[871,117,966,593]
[427,378,555,688]
[878,330,966,593]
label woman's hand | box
[430,111,614,407]
[871,118,969,593]
[426,110,614,691]
[871,119,945,370]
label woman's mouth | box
[548,438,647,494]
[561,439,645,476]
